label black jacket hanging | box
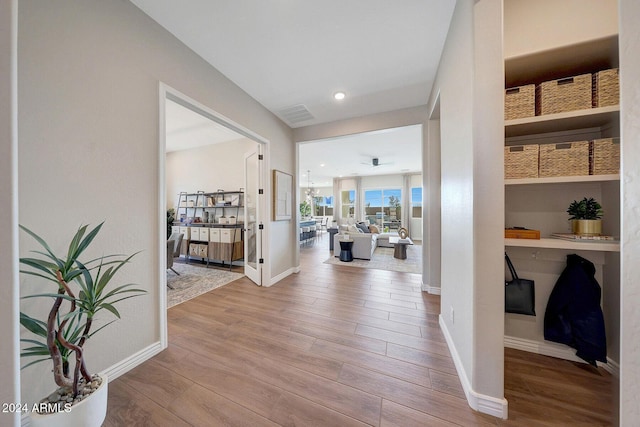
[544,254,607,366]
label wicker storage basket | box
[539,141,590,177]
[505,145,538,179]
[593,68,619,108]
[591,138,620,175]
[505,84,535,120]
[537,74,592,115]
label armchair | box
[167,232,184,282]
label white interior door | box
[244,145,262,285]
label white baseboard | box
[421,281,441,295]
[101,341,164,381]
[439,316,509,419]
[504,335,620,377]
[269,266,297,286]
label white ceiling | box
[299,125,422,188]
[165,99,245,152]
[130,0,455,127]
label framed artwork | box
[273,169,292,221]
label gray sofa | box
[333,231,397,260]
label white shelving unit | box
[503,35,620,372]
[505,173,619,186]
[505,237,619,252]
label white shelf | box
[505,174,619,186]
[505,105,619,138]
[505,237,619,252]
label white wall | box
[0,1,19,426]
[504,0,618,58]
[427,0,506,417]
[293,105,428,142]
[17,0,294,406]
[166,138,254,209]
[619,0,640,423]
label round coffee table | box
[338,240,354,262]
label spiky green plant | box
[19,222,145,398]
[567,197,603,220]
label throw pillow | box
[369,224,380,234]
[356,223,369,233]
[348,224,360,234]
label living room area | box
[298,124,423,274]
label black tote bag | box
[505,253,536,316]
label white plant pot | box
[30,375,108,427]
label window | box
[313,195,333,217]
[364,188,401,227]
[411,187,422,218]
[341,190,355,218]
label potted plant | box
[19,223,145,427]
[567,197,603,236]
[299,201,311,218]
[166,208,175,239]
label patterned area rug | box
[167,262,244,308]
[324,244,422,274]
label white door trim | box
[158,82,270,348]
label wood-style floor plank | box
[105,232,614,426]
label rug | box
[167,262,244,308]
[324,244,422,274]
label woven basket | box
[593,68,619,108]
[505,84,535,120]
[539,141,589,177]
[537,74,592,115]
[591,138,620,174]
[505,145,538,179]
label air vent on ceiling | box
[278,104,314,124]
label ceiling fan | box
[361,157,393,167]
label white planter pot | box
[30,375,108,427]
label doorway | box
[158,84,269,342]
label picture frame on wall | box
[273,169,292,221]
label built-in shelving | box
[505,174,619,186]
[505,237,619,252]
[503,34,621,371]
[505,105,619,138]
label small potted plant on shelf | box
[567,197,603,236]
[19,223,145,427]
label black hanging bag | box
[505,253,536,316]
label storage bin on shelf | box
[505,84,535,120]
[189,243,208,258]
[539,141,589,177]
[591,138,620,175]
[536,73,592,115]
[593,68,619,108]
[504,144,539,179]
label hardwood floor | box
[104,233,614,426]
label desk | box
[389,236,413,260]
[338,240,354,262]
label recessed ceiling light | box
[320,163,325,167]
[333,91,346,101]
